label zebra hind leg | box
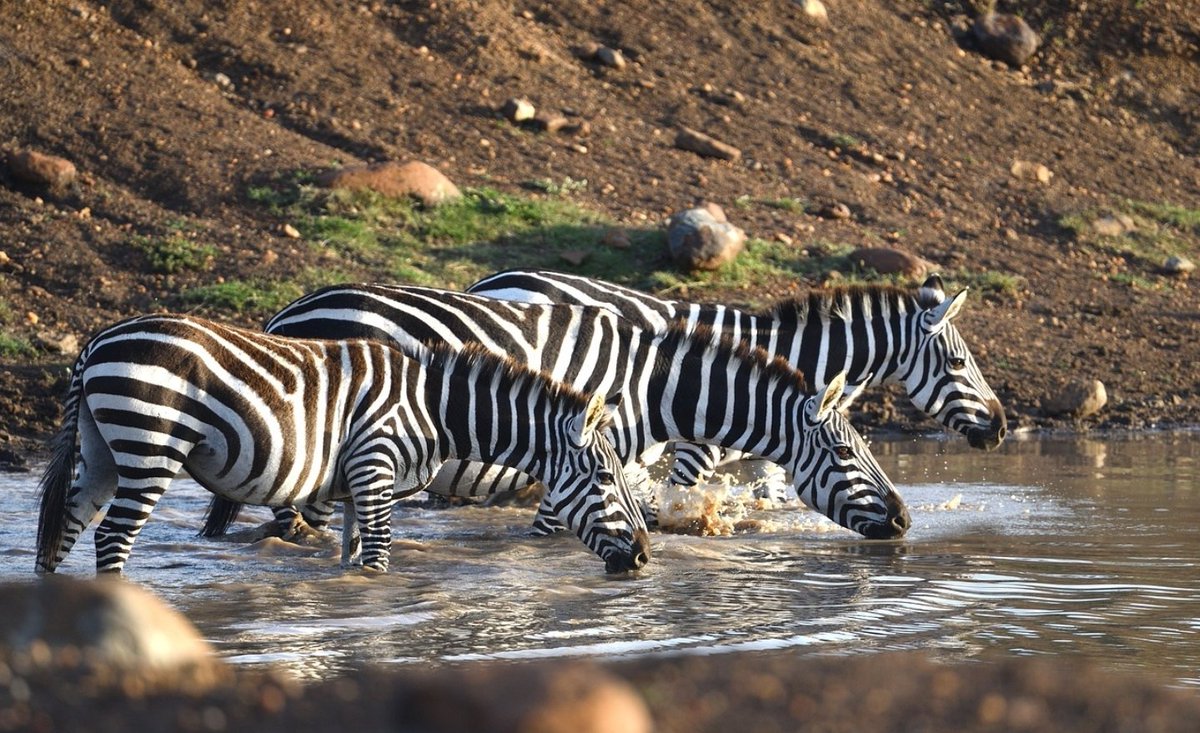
[38,412,119,574]
[93,467,178,574]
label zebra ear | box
[812,371,848,422]
[581,392,610,440]
[926,287,969,331]
[837,374,872,412]
[917,274,946,307]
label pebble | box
[847,247,930,278]
[973,12,1040,67]
[1010,160,1053,184]
[1092,215,1133,238]
[1162,255,1195,276]
[1042,378,1107,418]
[800,0,828,25]
[501,97,536,123]
[595,46,627,70]
[281,224,301,239]
[7,149,78,188]
[675,126,742,161]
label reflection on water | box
[1,432,1198,687]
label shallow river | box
[2,432,1198,687]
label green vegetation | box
[649,239,857,300]
[180,279,309,316]
[1058,199,1199,279]
[131,234,217,274]
[952,270,1025,297]
[733,195,808,213]
[521,176,589,196]
[0,333,35,359]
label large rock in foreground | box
[1,577,226,690]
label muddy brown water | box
[2,432,1197,687]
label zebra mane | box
[419,340,602,422]
[660,321,811,395]
[759,283,926,325]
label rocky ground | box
[1,0,1199,468]
[2,0,1199,729]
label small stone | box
[595,46,627,70]
[532,112,569,133]
[34,331,79,355]
[316,160,461,207]
[1092,215,1131,238]
[501,97,536,123]
[7,149,77,188]
[1162,255,1195,276]
[847,247,930,278]
[602,228,631,249]
[559,249,589,266]
[800,0,828,25]
[674,126,742,161]
[821,202,851,220]
[25,312,39,325]
[281,223,301,239]
[668,206,746,271]
[1010,160,1053,184]
[213,72,233,89]
[775,232,794,245]
[1042,378,1107,418]
[973,12,1041,67]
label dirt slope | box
[1,0,1199,465]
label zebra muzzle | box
[967,399,1008,451]
[604,529,651,574]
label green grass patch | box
[952,270,1025,297]
[243,174,879,302]
[131,234,217,274]
[179,279,307,317]
[1059,199,1199,274]
[0,333,35,359]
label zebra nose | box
[888,495,911,536]
[605,529,651,574]
[967,399,1007,450]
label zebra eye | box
[948,357,967,370]
[835,446,853,460]
[598,470,616,486]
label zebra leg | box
[299,501,337,532]
[92,463,180,574]
[348,473,399,573]
[40,417,119,573]
[339,501,363,567]
[669,442,724,487]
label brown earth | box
[1,0,1199,727]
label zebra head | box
[901,276,1007,451]
[796,372,910,539]
[544,393,651,574]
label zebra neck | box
[679,292,922,387]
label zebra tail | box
[200,496,243,538]
[35,363,84,573]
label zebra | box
[34,314,650,575]
[205,284,909,540]
[467,268,1007,487]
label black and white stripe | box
[468,269,1007,484]
[35,315,650,575]
[206,284,908,539]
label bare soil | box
[2,0,1199,727]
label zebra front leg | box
[669,442,724,487]
[339,501,363,568]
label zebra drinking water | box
[205,284,909,540]
[35,314,650,575]
[467,269,1007,486]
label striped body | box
[468,269,1007,484]
[35,315,649,574]
[213,284,908,539]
